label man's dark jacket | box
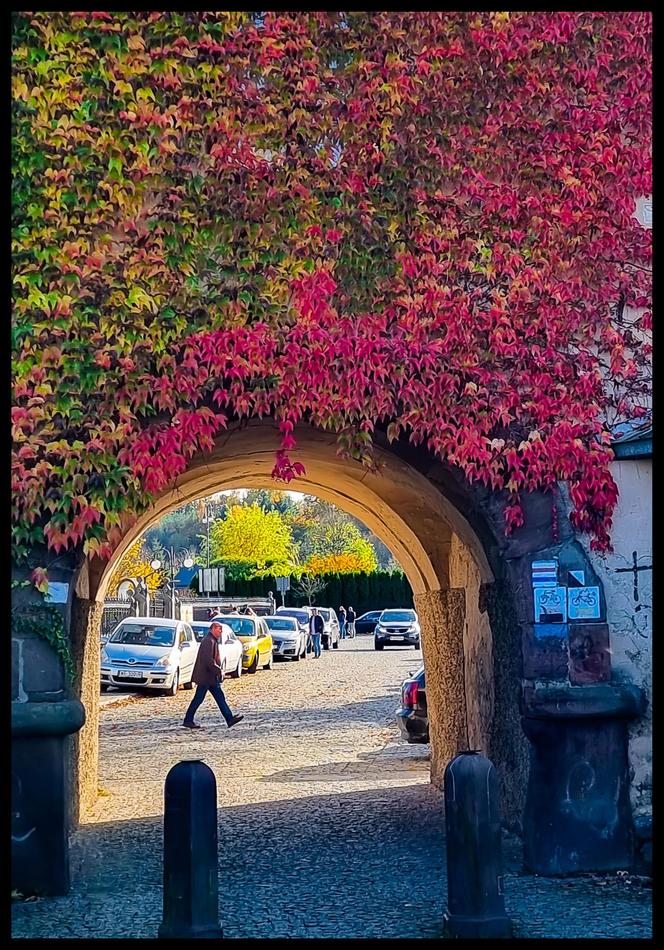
[191,633,223,687]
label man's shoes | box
[227,714,244,728]
[182,721,202,729]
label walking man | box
[346,605,356,638]
[310,608,324,658]
[338,605,347,639]
[183,621,244,729]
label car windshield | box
[110,623,176,647]
[318,608,331,621]
[222,617,256,636]
[265,618,298,631]
[358,612,380,620]
[191,624,211,641]
[380,610,416,623]
[277,609,309,623]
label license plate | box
[117,670,144,679]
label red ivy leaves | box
[11,11,651,564]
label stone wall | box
[565,460,652,820]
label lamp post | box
[201,500,212,570]
[151,548,194,619]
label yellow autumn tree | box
[209,503,297,576]
[107,540,164,595]
[306,538,377,575]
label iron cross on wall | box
[615,551,653,608]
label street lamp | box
[200,499,213,569]
[151,547,194,619]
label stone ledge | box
[12,700,86,738]
[521,683,646,720]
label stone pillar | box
[69,596,103,824]
[12,554,86,895]
[414,588,468,787]
[522,683,646,874]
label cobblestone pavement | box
[13,638,651,939]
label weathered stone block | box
[522,623,568,680]
[568,623,611,684]
[22,637,65,694]
[523,715,634,874]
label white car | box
[190,621,244,679]
[316,607,340,650]
[100,617,199,695]
[265,614,307,661]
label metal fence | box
[100,599,133,637]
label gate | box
[100,598,132,637]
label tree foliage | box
[107,539,163,594]
[209,503,297,575]
[12,11,652,577]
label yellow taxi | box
[216,613,274,674]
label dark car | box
[374,608,421,650]
[396,666,428,743]
[354,610,382,635]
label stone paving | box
[12,638,651,939]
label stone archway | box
[76,420,521,825]
[13,418,643,896]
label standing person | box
[310,608,324,659]
[182,621,244,729]
[346,605,356,638]
[338,606,347,639]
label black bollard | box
[443,751,512,938]
[158,759,223,939]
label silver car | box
[265,615,307,661]
[317,607,340,650]
[100,617,198,695]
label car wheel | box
[231,656,242,678]
[247,652,259,674]
[166,669,180,696]
[414,641,420,650]
[264,650,273,670]
[183,677,194,690]
[100,684,109,692]
[323,638,330,650]
[293,649,300,661]
[333,636,339,649]
[374,641,384,651]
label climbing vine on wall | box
[12,11,652,579]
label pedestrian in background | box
[338,605,347,639]
[346,605,356,638]
[183,621,244,729]
[310,608,324,658]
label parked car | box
[265,615,307,661]
[212,613,273,673]
[354,610,382,635]
[276,606,313,652]
[100,617,198,695]
[396,665,428,743]
[190,620,244,678]
[316,607,340,650]
[374,608,421,650]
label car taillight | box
[402,680,418,707]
